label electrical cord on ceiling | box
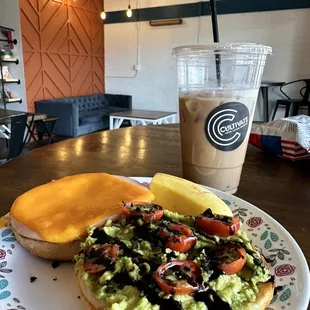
[105,0,141,79]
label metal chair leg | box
[271,102,280,120]
[24,114,35,145]
[35,120,44,141]
[292,104,299,116]
[284,103,293,117]
[261,87,269,122]
[44,120,57,144]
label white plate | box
[0,177,309,310]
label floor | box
[22,135,68,153]
[0,121,132,161]
[0,135,67,162]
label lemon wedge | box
[150,173,232,216]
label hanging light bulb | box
[126,1,132,18]
[100,11,106,20]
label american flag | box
[249,133,310,161]
[280,140,310,160]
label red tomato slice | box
[160,224,197,253]
[142,210,164,222]
[83,244,119,275]
[155,260,202,295]
[213,244,247,275]
[83,263,105,274]
[167,236,197,253]
[101,244,119,262]
[195,214,241,237]
[121,201,163,222]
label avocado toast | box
[75,202,274,310]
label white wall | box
[104,0,310,120]
[0,0,27,112]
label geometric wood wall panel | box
[20,0,104,111]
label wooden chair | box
[271,79,310,120]
[0,114,28,164]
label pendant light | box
[100,2,106,20]
[126,0,132,18]
[100,11,106,20]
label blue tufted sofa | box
[35,94,132,137]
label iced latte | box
[179,90,258,193]
[173,43,272,193]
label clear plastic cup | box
[173,43,272,194]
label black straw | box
[209,0,221,85]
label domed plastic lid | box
[172,43,272,56]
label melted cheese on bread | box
[11,173,153,243]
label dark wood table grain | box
[0,125,309,265]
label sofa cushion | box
[101,107,129,114]
[77,95,109,112]
[104,94,132,109]
[79,110,108,125]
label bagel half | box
[12,227,81,261]
[10,174,153,261]
[74,255,274,310]
[75,270,105,310]
[241,280,274,310]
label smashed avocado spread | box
[75,205,272,310]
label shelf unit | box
[1,58,19,65]
[4,98,22,103]
[0,26,22,110]
[0,78,21,84]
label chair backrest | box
[8,114,28,159]
[302,80,310,102]
[280,79,310,102]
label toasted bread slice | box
[12,227,81,261]
[75,255,274,310]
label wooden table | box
[0,109,25,121]
[109,109,177,129]
[0,109,27,139]
[0,109,46,124]
[0,125,309,265]
[260,81,285,122]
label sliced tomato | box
[84,244,119,262]
[195,210,241,237]
[121,201,163,222]
[160,224,197,253]
[155,260,202,295]
[101,244,119,262]
[83,263,105,274]
[83,244,119,274]
[142,210,163,222]
[167,235,197,253]
[212,244,247,275]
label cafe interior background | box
[0,0,309,150]
[0,1,309,308]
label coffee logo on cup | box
[205,102,250,151]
